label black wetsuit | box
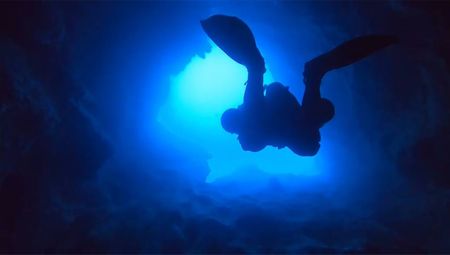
[234,68,334,156]
[202,14,396,156]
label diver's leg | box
[243,60,266,108]
[301,65,322,109]
[201,15,267,108]
[301,65,335,128]
[301,35,396,126]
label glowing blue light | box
[158,42,322,182]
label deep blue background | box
[1,1,450,253]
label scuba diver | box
[201,15,397,156]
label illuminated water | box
[158,42,323,182]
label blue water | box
[158,41,324,182]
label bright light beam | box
[158,41,321,182]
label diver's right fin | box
[304,35,398,84]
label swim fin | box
[201,15,264,71]
[304,35,398,83]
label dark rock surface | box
[0,1,449,253]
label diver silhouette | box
[201,15,397,156]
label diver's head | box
[221,108,242,134]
